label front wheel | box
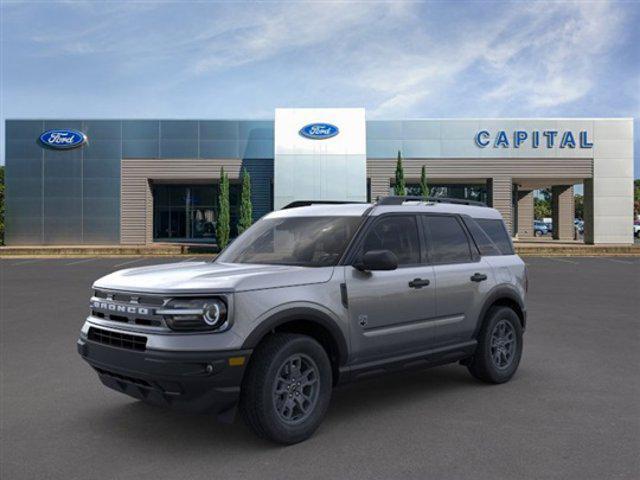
[467,306,523,384]
[240,333,332,444]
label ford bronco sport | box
[78,196,527,444]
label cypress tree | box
[238,168,252,235]
[394,150,406,196]
[216,167,230,250]
[420,165,429,198]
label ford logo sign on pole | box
[299,123,339,140]
[39,129,87,150]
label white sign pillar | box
[274,108,367,210]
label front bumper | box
[77,335,251,416]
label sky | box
[1,0,639,177]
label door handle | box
[470,273,488,282]
[409,278,430,289]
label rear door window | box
[475,218,514,255]
[422,215,473,264]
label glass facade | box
[366,120,443,159]
[5,120,274,245]
[6,118,497,245]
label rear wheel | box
[467,306,523,384]
[240,333,332,444]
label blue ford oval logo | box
[39,129,87,149]
[299,123,339,140]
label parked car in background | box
[634,220,640,238]
[533,221,549,237]
[575,219,584,235]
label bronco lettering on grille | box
[90,300,150,316]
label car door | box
[345,214,437,363]
[421,214,494,346]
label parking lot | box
[1,256,639,480]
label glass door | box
[153,183,240,243]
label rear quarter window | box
[474,218,514,255]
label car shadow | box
[79,364,491,449]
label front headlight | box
[158,298,229,332]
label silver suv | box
[78,196,527,444]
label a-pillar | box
[552,185,575,240]
[487,177,513,235]
[517,190,534,239]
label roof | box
[370,202,503,219]
[267,201,503,220]
[267,203,371,218]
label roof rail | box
[282,200,367,209]
[377,196,487,207]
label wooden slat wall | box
[491,177,513,232]
[552,185,575,240]
[366,158,593,200]
[367,157,593,233]
[121,159,244,245]
[517,190,534,238]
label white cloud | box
[479,1,624,111]
[373,91,429,117]
[191,2,402,73]
[5,0,634,117]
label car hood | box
[93,261,334,294]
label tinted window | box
[462,217,502,256]
[423,216,472,264]
[476,219,514,255]
[217,216,361,267]
[361,216,420,265]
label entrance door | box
[345,214,437,363]
[153,184,234,243]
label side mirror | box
[354,249,398,271]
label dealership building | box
[4,109,635,245]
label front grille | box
[90,289,168,329]
[88,327,147,351]
[103,291,164,306]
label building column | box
[552,185,574,240]
[583,179,594,244]
[487,177,513,234]
[517,190,534,239]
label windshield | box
[217,216,363,267]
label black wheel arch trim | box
[241,307,349,366]
[474,285,526,337]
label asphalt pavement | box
[1,256,639,480]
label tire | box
[534,230,543,237]
[467,306,523,384]
[240,333,332,444]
